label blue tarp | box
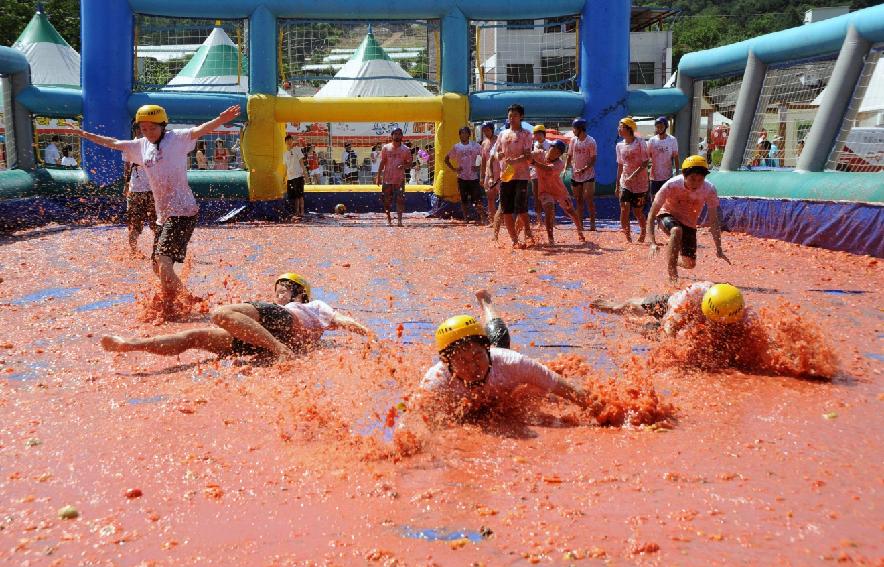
[719,198,884,258]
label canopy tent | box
[12,6,80,87]
[314,27,433,98]
[164,26,248,92]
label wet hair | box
[683,166,709,177]
[621,124,634,135]
[507,103,525,117]
[459,126,471,135]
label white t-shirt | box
[283,299,336,344]
[128,164,151,193]
[283,148,305,180]
[530,139,551,180]
[446,141,482,181]
[44,143,60,165]
[60,156,78,167]
[569,135,597,182]
[420,348,562,408]
[615,137,649,192]
[662,281,713,336]
[648,134,679,181]
[370,150,381,173]
[119,129,199,224]
[653,175,720,229]
[342,149,358,175]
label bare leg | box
[396,190,405,227]
[586,181,596,231]
[589,298,649,315]
[561,201,585,242]
[101,328,232,356]
[503,213,519,246]
[460,202,471,223]
[635,206,647,243]
[492,206,503,241]
[666,227,683,283]
[154,255,184,308]
[486,186,498,223]
[211,304,296,357]
[619,203,632,242]
[474,202,487,225]
[518,212,532,244]
[573,184,586,226]
[382,187,392,226]
[296,197,304,217]
[678,256,697,270]
[543,202,556,244]
[532,180,542,225]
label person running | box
[71,104,241,316]
[101,273,373,360]
[416,305,592,421]
[591,282,745,337]
[123,124,157,256]
[496,104,534,248]
[531,140,586,245]
[530,124,551,226]
[565,118,598,231]
[445,126,487,224]
[615,116,650,243]
[647,155,730,282]
[647,116,679,201]
[375,127,413,227]
[342,142,359,184]
[284,134,306,219]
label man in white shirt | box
[60,145,78,167]
[101,273,374,360]
[284,134,306,219]
[647,116,679,200]
[530,124,551,225]
[44,136,61,165]
[445,126,487,224]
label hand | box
[218,105,241,123]
[615,186,621,198]
[716,249,731,264]
[475,289,492,305]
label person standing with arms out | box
[213,139,229,170]
[647,116,679,202]
[284,134,307,219]
[496,104,534,249]
[445,126,487,225]
[71,104,241,317]
[565,118,597,231]
[615,116,650,243]
[375,127,413,227]
[530,124,551,226]
[44,135,61,165]
[647,155,730,283]
[195,141,208,170]
[123,124,157,257]
[342,142,359,184]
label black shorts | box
[658,214,698,258]
[619,188,648,209]
[152,215,197,263]
[638,294,670,319]
[382,183,406,199]
[499,179,529,215]
[127,191,157,230]
[485,317,511,349]
[286,176,305,199]
[230,301,295,356]
[649,179,667,197]
[457,178,484,205]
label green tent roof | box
[350,27,392,63]
[14,9,71,47]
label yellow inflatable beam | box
[241,93,469,202]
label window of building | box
[544,16,577,33]
[541,56,577,90]
[506,63,534,85]
[629,62,656,85]
[506,19,536,31]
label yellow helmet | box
[435,315,489,353]
[134,104,169,124]
[532,124,546,133]
[619,116,637,132]
[681,154,710,174]
[275,272,311,301]
[701,284,745,324]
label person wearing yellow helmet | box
[615,116,650,243]
[70,103,241,317]
[100,273,373,360]
[414,290,590,420]
[590,281,746,336]
[647,154,730,283]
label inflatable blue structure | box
[0,1,881,256]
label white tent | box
[164,27,248,92]
[12,7,80,87]
[314,27,433,98]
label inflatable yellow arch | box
[239,93,468,202]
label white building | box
[473,7,676,91]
